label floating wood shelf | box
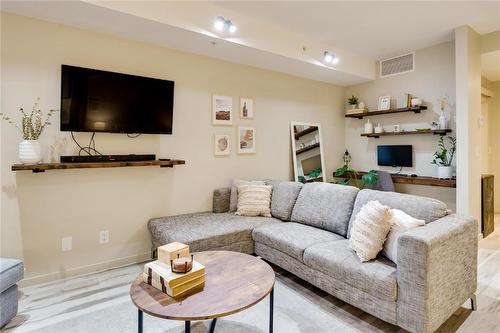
[345,106,427,119]
[361,129,452,138]
[296,142,320,155]
[335,171,456,188]
[294,126,318,140]
[11,159,186,173]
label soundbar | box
[60,154,156,163]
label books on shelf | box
[143,260,205,297]
[345,108,367,115]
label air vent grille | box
[380,52,415,78]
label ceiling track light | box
[213,16,237,33]
[323,51,339,65]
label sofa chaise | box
[0,258,24,328]
[148,181,477,333]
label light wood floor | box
[4,215,500,333]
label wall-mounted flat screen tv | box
[60,65,174,134]
[377,145,413,167]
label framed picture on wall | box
[238,127,256,154]
[214,134,231,156]
[212,95,233,125]
[240,97,254,119]
[378,96,391,111]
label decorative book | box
[143,260,205,289]
[143,272,205,297]
[346,108,367,115]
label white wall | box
[487,81,500,212]
[455,26,482,223]
[0,13,345,285]
[344,42,456,210]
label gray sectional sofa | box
[148,181,478,333]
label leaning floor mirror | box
[290,121,326,183]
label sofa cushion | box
[303,240,398,301]
[148,212,280,252]
[347,189,448,238]
[0,259,24,293]
[290,183,359,236]
[252,222,344,262]
[268,181,303,221]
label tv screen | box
[60,65,174,134]
[377,145,413,167]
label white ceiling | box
[2,1,499,85]
[216,1,500,60]
[482,51,500,82]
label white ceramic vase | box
[19,140,42,164]
[437,166,453,179]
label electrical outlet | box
[99,230,109,244]
[62,237,72,251]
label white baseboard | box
[19,252,151,288]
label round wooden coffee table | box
[130,251,275,333]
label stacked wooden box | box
[143,242,205,297]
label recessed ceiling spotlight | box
[323,51,338,65]
[213,16,237,34]
[227,20,237,33]
[214,16,226,31]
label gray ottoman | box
[0,258,24,328]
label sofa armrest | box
[213,187,231,213]
[396,214,477,333]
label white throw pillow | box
[236,184,272,217]
[383,209,425,263]
[349,200,393,262]
[229,179,266,212]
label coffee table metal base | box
[137,288,274,333]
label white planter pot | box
[437,166,453,179]
[19,140,42,164]
[349,104,357,109]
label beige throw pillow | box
[382,209,425,263]
[349,200,393,262]
[229,179,266,212]
[236,184,272,217]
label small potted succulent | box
[0,98,57,164]
[347,95,359,110]
[431,136,456,179]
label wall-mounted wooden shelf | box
[345,106,427,119]
[361,129,452,138]
[294,126,318,140]
[11,159,186,173]
[296,142,320,155]
[335,171,456,188]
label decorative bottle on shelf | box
[374,123,384,134]
[439,111,447,129]
[364,119,373,134]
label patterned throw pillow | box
[236,184,272,217]
[229,179,266,212]
[349,200,393,262]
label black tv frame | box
[60,65,174,134]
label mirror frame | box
[290,121,327,183]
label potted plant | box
[347,95,359,110]
[431,136,456,179]
[0,98,57,164]
[333,165,378,189]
